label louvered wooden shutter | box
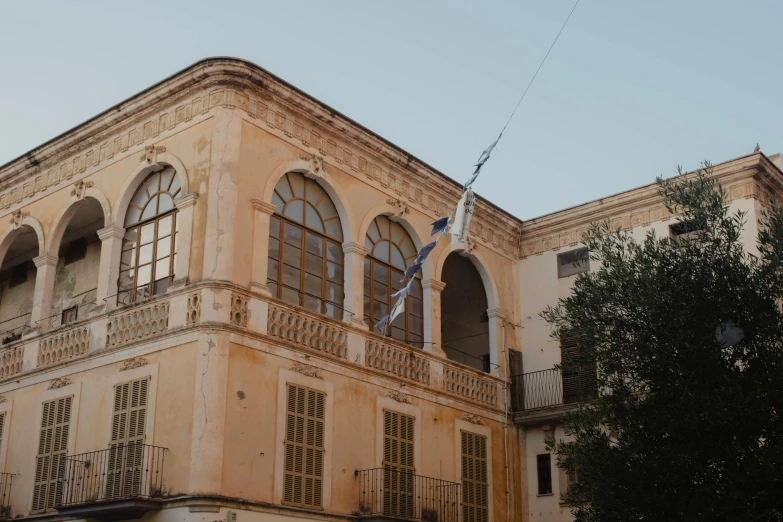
[383,410,414,518]
[560,330,596,404]
[32,396,72,512]
[461,431,488,522]
[0,412,5,455]
[107,378,149,499]
[283,384,325,509]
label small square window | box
[61,306,78,326]
[669,220,701,241]
[537,453,553,495]
[557,248,589,279]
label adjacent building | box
[0,57,778,522]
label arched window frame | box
[117,167,181,304]
[267,172,345,319]
[363,216,423,346]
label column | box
[171,192,198,289]
[96,225,125,309]
[422,278,446,356]
[487,307,508,377]
[202,107,242,282]
[31,253,58,331]
[342,242,369,328]
[249,199,277,296]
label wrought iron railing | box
[0,472,13,519]
[511,367,597,411]
[59,443,167,506]
[356,468,460,522]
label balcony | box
[356,468,460,522]
[510,367,597,425]
[0,472,13,519]
[57,443,167,521]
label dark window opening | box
[62,238,88,265]
[560,330,598,404]
[669,220,702,241]
[9,264,29,288]
[537,454,552,495]
[557,248,589,278]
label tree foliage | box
[542,163,783,521]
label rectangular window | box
[32,396,72,512]
[61,306,78,326]
[461,431,489,522]
[383,410,414,518]
[0,411,5,456]
[560,330,598,404]
[107,378,149,499]
[557,248,589,278]
[283,384,325,509]
[537,453,552,495]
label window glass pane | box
[325,303,341,320]
[364,258,370,277]
[409,315,423,337]
[145,173,161,194]
[282,264,301,290]
[122,228,137,247]
[391,222,404,244]
[325,281,343,303]
[281,286,299,306]
[156,237,171,259]
[409,334,423,348]
[139,244,153,265]
[410,279,423,299]
[268,259,279,283]
[283,223,303,246]
[117,290,132,306]
[317,196,338,222]
[131,187,149,210]
[289,173,305,198]
[373,263,389,283]
[409,297,423,317]
[305,232,323,255]
[326,241,343,262]
[137,264,152,285]
[154,276,169,295]
[118,269,134,290]
[304,273,322,297]
[373,281,389,301]
[269,238,280,260]
[158,194,174,214]
[399,236,416,259]
[124,206,141,226]
[303,295,321,313]
[305,203,324,232]
[390,245,405,269]
[284,200,305,223]
[270,215,281,238]
[272,192,284,213]
[374,241,390,263]
[326,262,343,283]
[366,220,381,244]
[267,281,279,297]
[173,232,179,254]
[304,179,323,205]
[155,257,171,279]
[391,273,404,291]
[324,218,342,240]
[283,245,302,267]
[158,215,172,237]
[141,197,159,221]
[305,252,323,275]
[120,249,135,270]
[140,223,155,244]
[391,327,406,343]
[275,176,294,202]
[373,301,388,320]
[158,166,173,190]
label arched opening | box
[441,252,490,372]
[52,198,105,326]
[0,226,39,344]
[118,167,181,305]
[267,172,344,320]
[363,215,423,347]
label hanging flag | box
[389,298,405,325]
[464,133,501,189]
[402,260,423,280]
[430,216,450,236]
[451,188,475,243]
[414,241,438,264]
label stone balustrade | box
[267,303,348,359]
[0,343,24,379]
[443,363,500,407]
[37,324,90,368]
[365,338,431,386]
[107,299,170,348]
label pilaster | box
[31,253,59,330]
[249,198,278,297]
[422,278,446,357]
[487,307,508,377]
[171,193,198,289]
[96,225,126,308]
[343,242,369,328]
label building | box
[0,56,779,522]
[0,58,524,522]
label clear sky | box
[1,0,782,220]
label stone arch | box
[0,215,45,264]
[262,158,353,245]
[433,242,498,309]
[357,204,430,279]
[113,151,190,228]
[48,187,111,257]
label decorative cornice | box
[386,390,412,404]
[251,199,277,215]
[48,377,72,389]
[486,308,508,321]
[33,253,58,268]
[342,242,370,256]
[421,278,446,292]
[97,224,126,241]
[174,192,198,209]
[290,362,323,379]
[119,357,149,372]
[462,413,484,425]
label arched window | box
[363,216,423,346]
[118,167,181,304]
[267,172,344,319]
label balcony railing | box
[511,367,597,411]
[59,443,167,506]
[356,468,460,522]
[0,472,13,519]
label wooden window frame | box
[382,409,415,518]
[61,306,78,326]
[283,383,325,510]
[461,430,489,522]
[32,396,73,513]
[106,377,149,499]
[118,211,178,304]
[536,453,553,496]
[557,247,589,279]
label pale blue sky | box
[1,1,781,220]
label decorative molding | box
[141,145,167,164]
[486,308,508,321]
[33,253,59,268]
[70,179,94,199]
[267,304,348,359]
[9,209,28,227]
[48,377,72,389]
[462,413,484,425]
[186,292,201,325]
[120,357,149,372]
[174,192,198,209]
[107,300,170,348]
[421,278,446,292]
[386,197,410,218]
[290,361,323,380]
[386,389,412,404]
[230,293,249,327]
[251,198,277,215]
[98,224,126,241]
[342,242,369,256]
[38,324,89,368]
[300,153,327,177]
[463,236,478,254]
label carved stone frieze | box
[462,413,484,425]
[71,179,94,199]
[386,390,412,404]
[120,357,149,372]
[48,377,72,390]
[290,362,323,380]
[9,209,28,227]
[386,198,410,218]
